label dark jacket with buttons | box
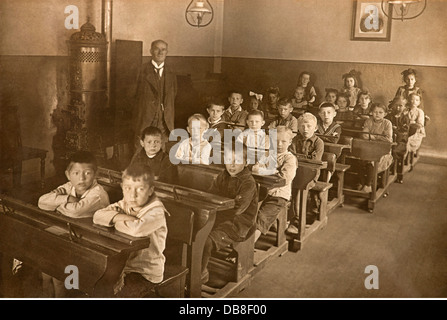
[210,167,258,242]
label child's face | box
[372,107,386,121]
[319,107,336,125]
[268,93,279,105]
[405,74,416,88]
[187,119,209,140]
[122,177,154,210]
[326,93,337,104]
[246,114,265,131]
[65,163,96,196]
[228,93,243,109]
[300,74,310,86]
[249,98,260,110]
[410,95,421,108]
[207,104,224,122]
[337,97,348,109]
[278,104,293,119]
[345,77,355,88]
[140,134,162,157]
[359,95,371,107]
[224,151,246,177]
[294,88,305,100]
[394,103,406,114]
[298,120,317,139]
[276,132,292,154]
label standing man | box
[133,40,177,150]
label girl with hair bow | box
[248,91,264,120]
[394,68,424,109]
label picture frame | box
[351,0,392,41]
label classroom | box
[0,0,446,299]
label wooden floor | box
[1,162,446,298]
[231,162,447,298]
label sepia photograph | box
[0,0,446,305]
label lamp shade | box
[382,0,427,21]
[185,0,214,27]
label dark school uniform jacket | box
[289,133,324,161]
[130,149,177,184]
[316,121,342,144]
[210,167,258,242]
[289,133,324,182]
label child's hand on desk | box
[234,195,243,208]
[54,187,67,195]
[252,164,260,174]
[111,206,126,214]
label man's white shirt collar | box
[151,60,165,76]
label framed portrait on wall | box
[351,1,392,41]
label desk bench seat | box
[312,181,333,193]
[335,163,351,173]
[147,265,189,298]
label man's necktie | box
[154,67,162,78]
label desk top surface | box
[0,194,150,250]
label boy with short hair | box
[253,126,298,242]
[38,150,110,218]
[206,101,231,142]
[93,163,168,297]
[175,113,212,165]
[236,110,269,164]
[223,91,248,128]
[317,102,342,144]
[130,126,177,183]
[268,98,298,136]
[38,150,110,297]
[201,142,258,284]
[289,113,324,161]
[287,113,324,234]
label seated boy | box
[38,150,110,297]
[268,98,298,136]
[201,142,258,284]
[236,110,269,165]
[206,101,231,143]
[253,126,298,242]
[175,113,212,165]
[287,113,324,234]
[130,126,177,183]
[93,163,168,297]
[38,150,110,218]
[223,91,248,129]
[317,102,342,144]
[289,113,324,161]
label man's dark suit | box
[132,61,177,141]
